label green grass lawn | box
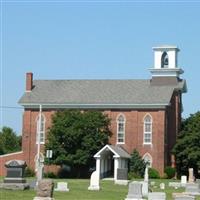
[0,178,200,200]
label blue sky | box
[1,1,200,134]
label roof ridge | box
[33,79,149,81]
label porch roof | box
[94,145,131,159]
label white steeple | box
[150,45,184,78]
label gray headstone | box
[125,181,143,199]
[185,183,200,194]
[168,182,181,188]
[4,160,27,180]
[174,195,195,200]
[117,168,128,180]
[196,179,200,185]
[148,192,166,200]
[2,159,29,189]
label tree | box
[173,111,200,177]
[45,110,112,177]
[0,126,21,155]
[129,149,147,178]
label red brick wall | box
[105,109,166,175]
[0,99,181,177]
[21,109,55,171]
[21,108,167,176]
[165,91,182,166]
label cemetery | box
[1,165,200,200]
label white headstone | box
[150,181,155,186]
[181,175,187,186]
[140,181,148,197]
[54,182,69,192]
[88,171,100,191]
[144,167,149,182]
[160,183,165,190]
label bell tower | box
[150,45,184,85]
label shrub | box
[24,167,35,177]
[164,166,176,179]
[148,168,160,179]
[44,172,57,178]
[128,171,141,180]
[129,149,147,178]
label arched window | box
[143,114,152,144]
[143,153,153,167]
[161,51,169,68]
[36,114,45,144]
[117,114,126,144]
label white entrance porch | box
[94,145,130,182]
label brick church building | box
[0,45,187,178]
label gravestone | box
[33,179,54,200]
[140,167,149,197]
[181,175,187,186]
[125,181,144,200]
[150,181,155,186]
[88,171,100,190]
[185,183,200,195]
[54,182,69,192]
[115,168,129,185]
[117,168,128,180]
[196,179,200,185]
[173,193,195,200]
[140,181,148,197]
[148,192,166,200]
[160,183,165,190]
[144,167,149,182]
[168,182,181,188]
[0,160,29,190]
[188,168,195,183]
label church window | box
[161,51,169,68]
[143,114,152,144]
[143,153,152,167]
[36,114,45,144]
[117,114,125,144]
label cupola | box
[150,45,184,85]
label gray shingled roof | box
[94,144,131,158]
[18,79,186,108]
[109,145,131,158]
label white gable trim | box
[94,145,120,158]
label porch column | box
[114,158,119,181]
[96,157,100,178]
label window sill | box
[143,143,152,145]
[36,142,45,145]
[117,142,125,145]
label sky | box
[0,0,200,134]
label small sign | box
[46,150,53,158]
